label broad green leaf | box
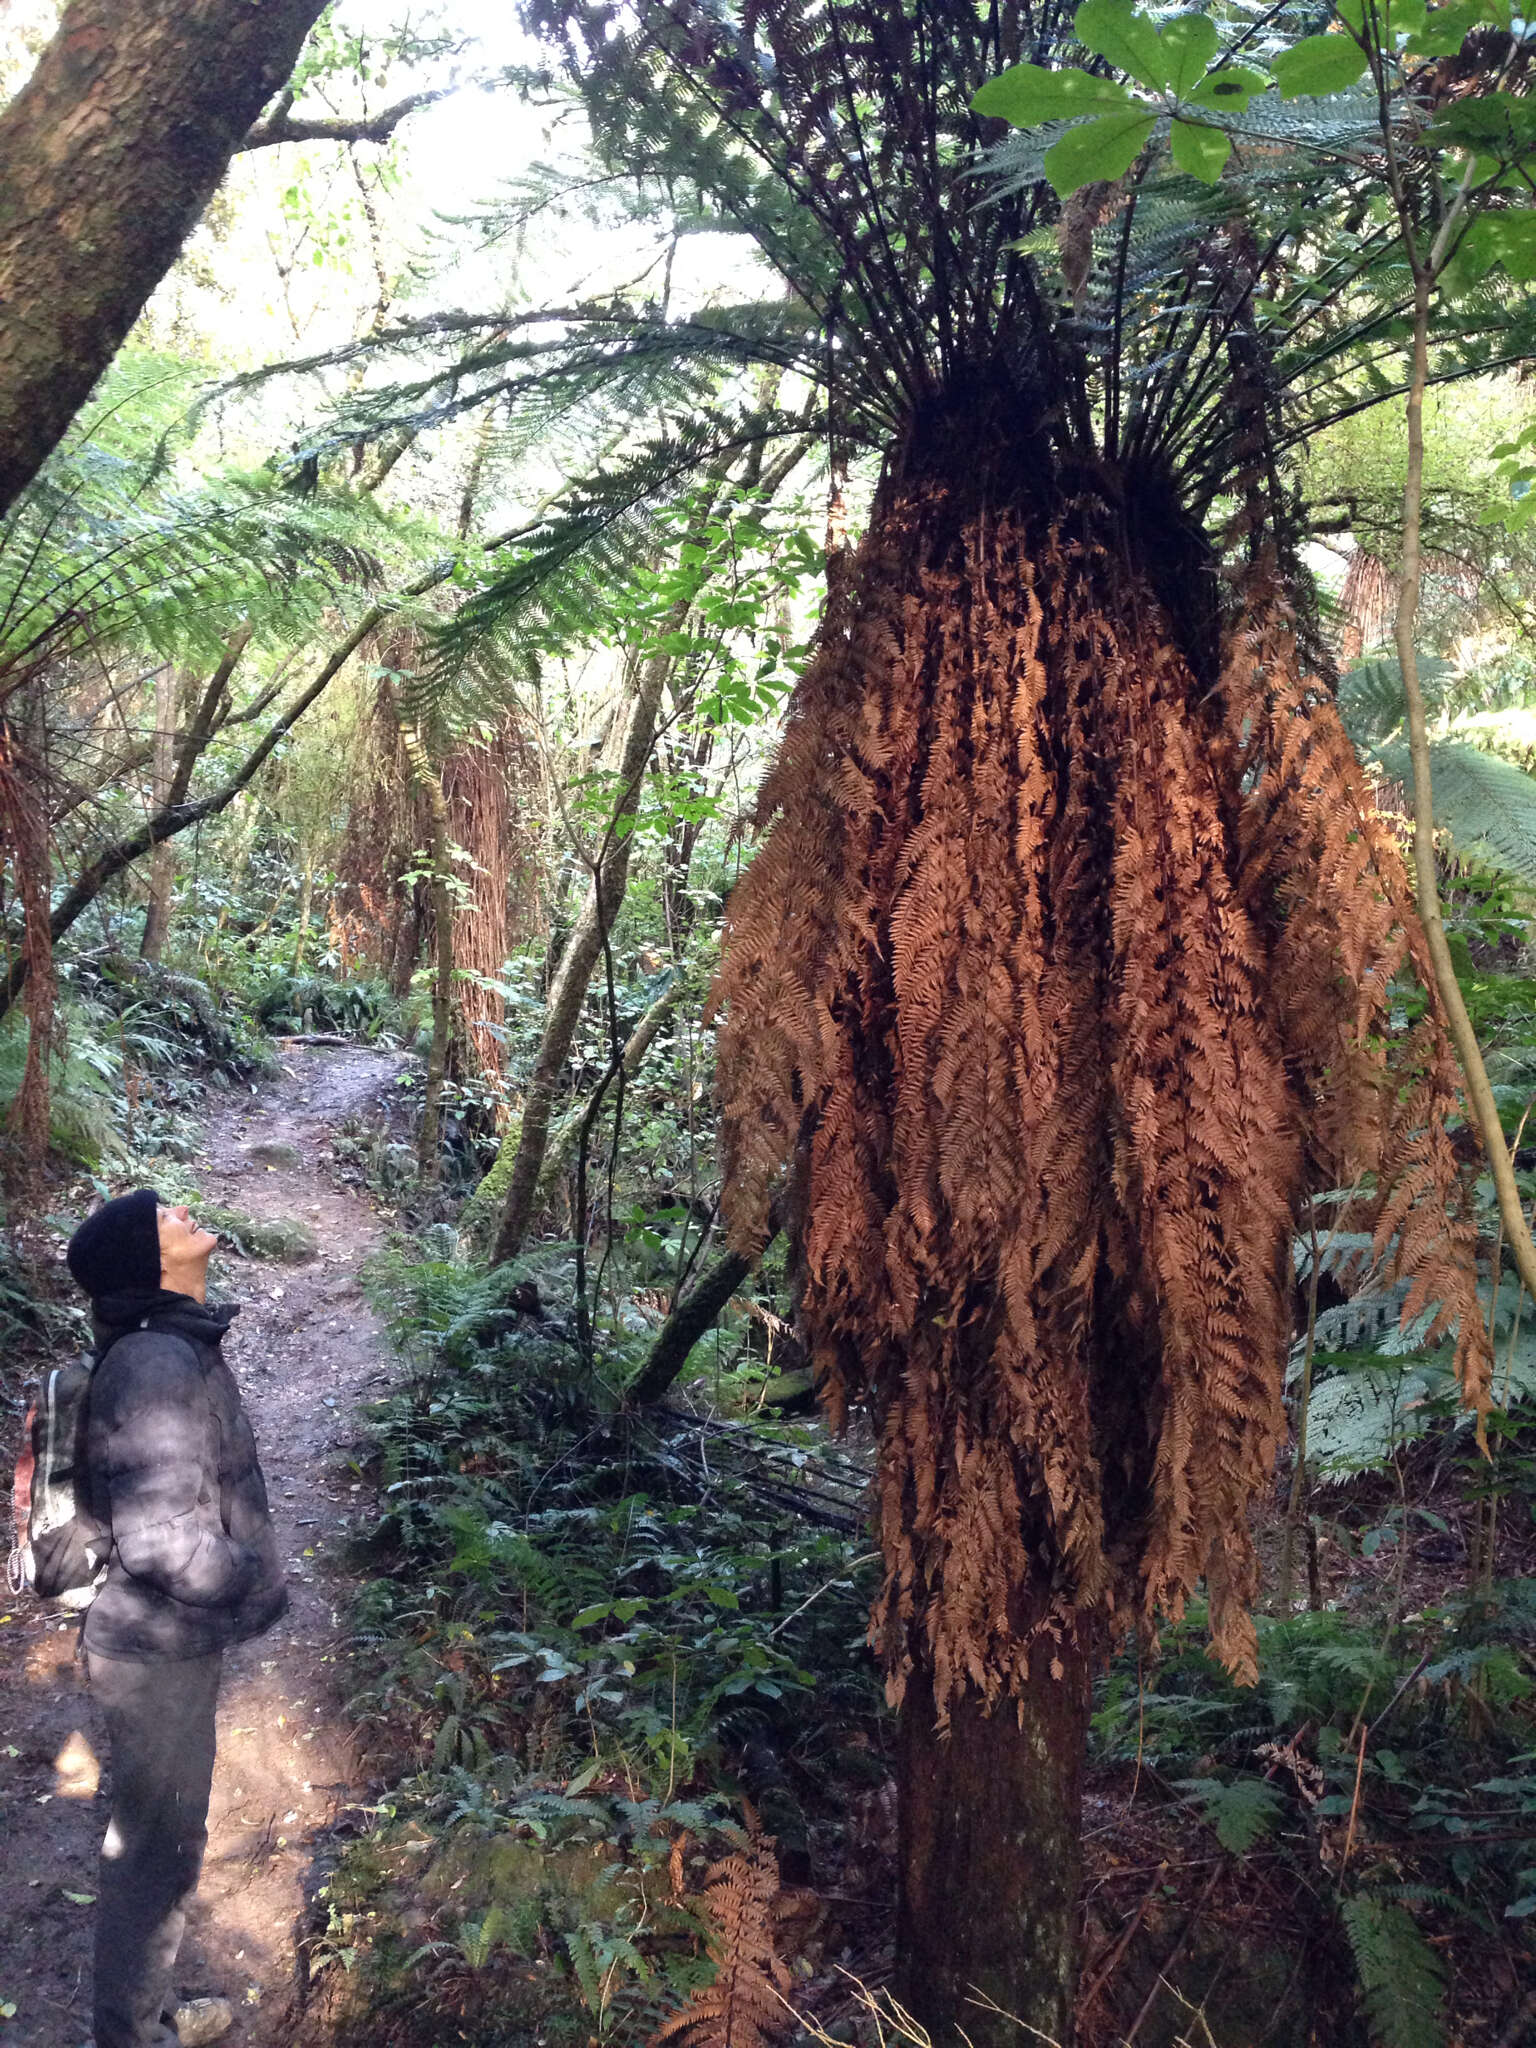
[1188,62,1267,110]
[1074,0,1169,89]
[1271,30,1370,99]
[1429,90,1536,156]
[1159,12,1219,95]
[1043,109,1157,194]
[1485,213,1536,281]
[1388,0,1429,35]
[1448,210,1536,288]
[1170,117,1232,182]
[1409,0,1490,49]
[971,62,1134,125]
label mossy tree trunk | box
[0,0,329,515]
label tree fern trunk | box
[897,1642,1091,2048]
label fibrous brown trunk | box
[897,1643,1092,2048]
[399,723,455,1183]
[0,0,328,516]
[714,412,1488,2037]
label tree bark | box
[897,1645,1093,2048]
[0,0,330,517]
[400,723,456,1183]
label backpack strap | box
[7,1404,37,1595]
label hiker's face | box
[157,1203,217,1284]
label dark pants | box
[87,1649,221,2048]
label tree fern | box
[0,431,402,688]
[1341,1895,1447,2048]
[1337,656,1454,745]
[1372,739,1536,884]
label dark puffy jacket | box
[82,1297,288,1660]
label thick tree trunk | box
[0,0,328,516]
[897,1646,1092,2048]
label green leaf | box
[1043,109,1157,194]
[1449,211,1536,286]
[1170,117,1232,181]
[1271,31,1370,99]
[1428,90,1536,155]
[1406,0,1489,53]
[971,62,1134,125]
[1074,0,1168,89]
[1373,739,1536,884]
[1187,62,1268,110]
[1159,12,1219,95]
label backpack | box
[7,1351,110,1609]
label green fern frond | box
[1337,656,1454,744]
[1372,739,1536,884]
[1177,1774,1283,1853]
[1341,1895,1446,2048]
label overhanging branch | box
[241,87,454,151]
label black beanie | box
[67,1189,161,1303]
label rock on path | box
[0,1046,408,2048]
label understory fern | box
[1341,1895,1447,2048]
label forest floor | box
[0,1045,409,2048]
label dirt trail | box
[0,1046,409,2048]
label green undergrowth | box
[251,969,406,1042]
[1092,1589,1536,2040]
[320,1248,884,2043]
[321,1249,1536,2047]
